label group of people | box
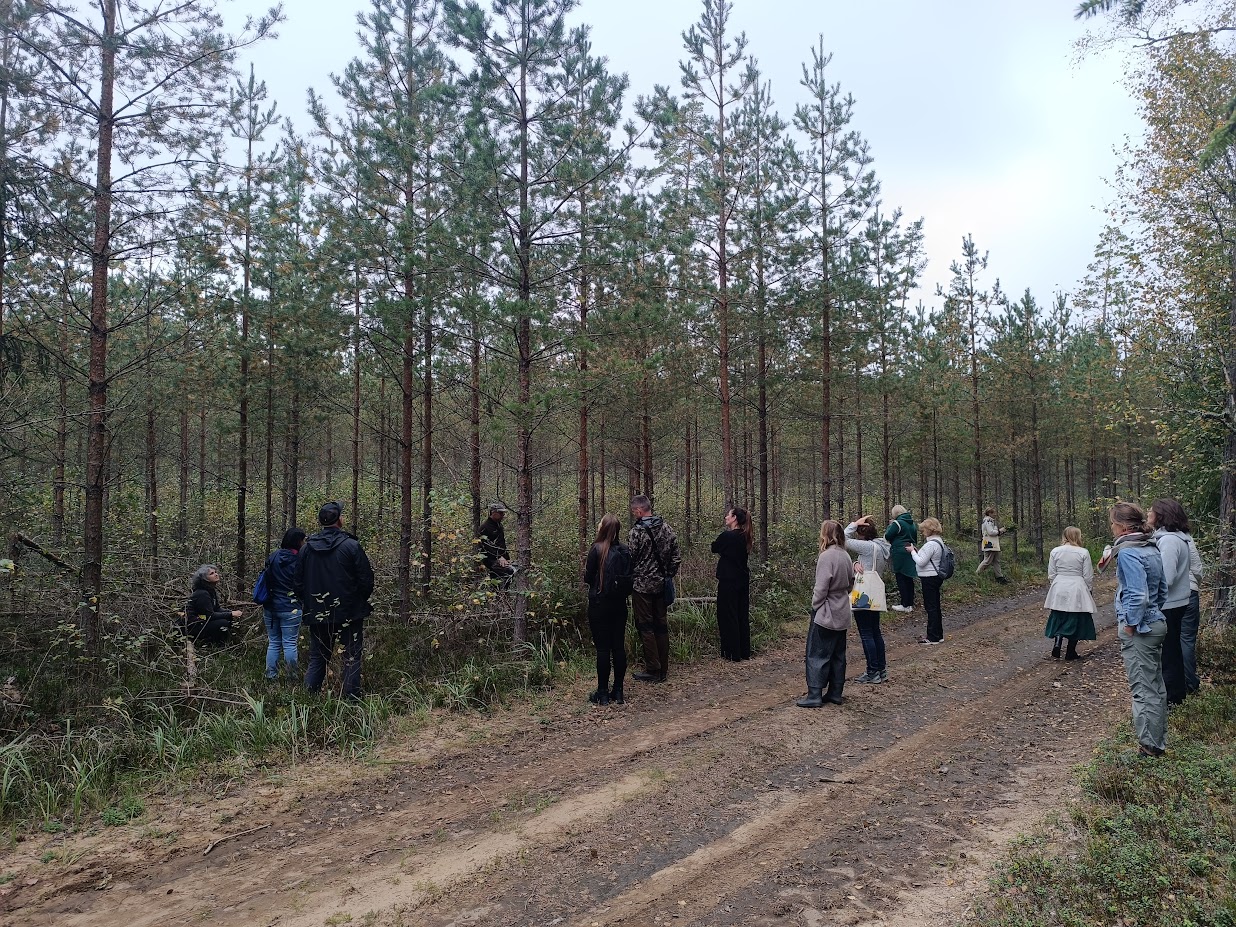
[1103,498,1204,757]
[182,492,1209,755]
[180,501,374,699]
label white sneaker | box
[891,604,913,613]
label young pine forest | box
[0,0,1234,824]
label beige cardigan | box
[811,546,855,629]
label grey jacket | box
[1153,529,1192,610]
[811,546,855,630]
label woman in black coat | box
[712,507,753,661]
[583,514,631,706]
[182,564,241,644]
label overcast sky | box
[232,0,1139,312]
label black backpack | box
[603,544,634,600]
[931,537,956,580]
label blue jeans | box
[263,609,302,678]
[1181,590,1201,693]
[853,610,885,673]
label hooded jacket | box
[1153,528,1192,610]
[628,515,682,596]
[884,512,919,577]
[263,547,302,615]
[294,526,374,625]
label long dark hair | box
[592,514,622,591]
[729,507,753,552]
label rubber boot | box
[796,688,824,708]
[1064,637,1079,661]
[1052,636,1062,659]
[655,633,670,682]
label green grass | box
[968,628,1236,927]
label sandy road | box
[2,586,1129,927]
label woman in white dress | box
[1043,526,1097,660]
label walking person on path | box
[582,514,632,706]
[976,508,1009,584]
[908,517,948,644]
[797,520,854,708]
[1148,498,1192,706]
[845,516,891,683]
[884,505,918,612]
[1109,501,1169,757]
[711,507,752,661]
[628,495,682,683]
[1043,526,1097,660]
[296,501,374,700]
[260,527,306,680]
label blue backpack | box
[252,558,272,605]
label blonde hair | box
[818,519,845,552]
[890,504,907,519]
[1062,526,1083,547]
[920,517,942,537]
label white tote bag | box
[850,568,888,612]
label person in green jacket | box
[885,505,918,612]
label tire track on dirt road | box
[4,588,1113,927]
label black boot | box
[1051,636,1062,659]
[588,688,610,706]
[1064,638,1079,661]
[796,688,824,708]
[609,683,624,704]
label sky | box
[230,0,1141,310]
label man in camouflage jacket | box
[628,494,682,682]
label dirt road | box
[3,587,1130,927]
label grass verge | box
[967,626,1236,927]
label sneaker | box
[917,636,943,645]
[854,671,878,684]
[891,604,913,613]
[875,669,888,683]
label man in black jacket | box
[477,502,515,583]
[296,501,374,699]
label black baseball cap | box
[318,501,343,526]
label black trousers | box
[921,575,944,642]
[805,622,846,698]
[895,572,917,608]
[1161,605,1187,705]
[304,619,364,699]
[589,597,628,693]
[632,590,669,676]
[716,581,751,661]
[181,616,231,645]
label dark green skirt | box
[1044,610,1097,641]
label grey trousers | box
[976,550,1004,578]
[1118,621,1168,752]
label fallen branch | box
[203,822,270,855]
[9,534,74,573]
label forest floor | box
[1,584,1132,927]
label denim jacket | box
[1114,540,1167,633]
